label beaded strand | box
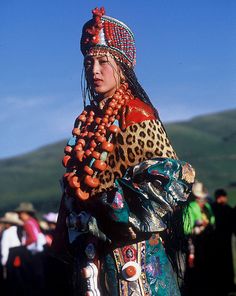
[62,82,133,201]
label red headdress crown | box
[80,7,136,68]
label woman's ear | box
[119,70,126,83]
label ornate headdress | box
[80,7,136,68]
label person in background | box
[183,181,215,296]
[53,7,195,296]
[42,212,58,246]
[211,188,236,295]
[14,202,46,252]
[14,202,46,296]
[0,211,23,296]
[0,212,23,268]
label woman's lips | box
[93,79,103,86]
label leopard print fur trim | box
[91,119,177,196]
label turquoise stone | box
[67,136,76,146]
[101,151,108,161]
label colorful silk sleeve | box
[102,158,195,234]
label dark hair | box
[214,188,227,199]
[118,62,159,118]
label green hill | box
[0,109,235,214]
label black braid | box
[118,62,159,119]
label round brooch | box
[121,261,141,281]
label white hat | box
[192,181,208,199]
[0,212,23,226]
[43,212,58,224]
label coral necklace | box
[62,82,133,201]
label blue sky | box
[0,0,235,159]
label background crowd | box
[0,184,235,296]
[0,203,72,296]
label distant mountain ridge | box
[0,109,235,214]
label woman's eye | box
[100,59,108,64]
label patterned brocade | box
[103,237,181,295]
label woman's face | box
[84,54,122,99]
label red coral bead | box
[91,35,99,44]
[85,149,92,157]
[84,165,94,176]
[92,151,100,159]
[105,108,113,116]
[78,139,86,147]
[72,128,80,136]
[102,117,109,124]
[109,116,116,122]
[64,146,72,154]
[109,125,120,134]
[93,160,107,171]
[74,144,83,151]
[90,140,97,148]
[88,132,94,138]
[69,175,81,189]
[101,141,114,152]
[75,188,89,201]
[79,115,86,122]
[84,175,100,188]
[97,135,106,143]
[95,117,102,124]
[76,151,84,162]
[87,117,94,124]
[62,155,71,167]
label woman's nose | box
[92,60,100,74]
